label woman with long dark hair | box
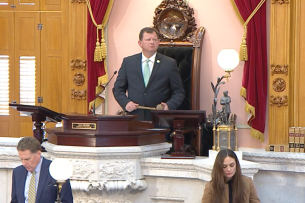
[202,149,260,203]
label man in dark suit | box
[11,137,73,203]
[113,27,185,121]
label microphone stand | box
[92,71,117,116]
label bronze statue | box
[220,90,231,124]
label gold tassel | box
[100,38,107,61]
[94,28,101,62]
[239,38,248,61]
[239,25,248,61]
[100,28,107,61]
[94,41,101,62]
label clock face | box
[220,132,228,147]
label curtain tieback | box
[239,0,266,61]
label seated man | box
[11,137,73,203]
[113,27,185,121]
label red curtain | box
[234,0,267,141]
[87,0,110,112]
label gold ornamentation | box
[271,0,289,4]
[71,0,86,3]
[71,89,87,100]
[272,78,286,92]
[193,39,201,48]
[166,40,176,47]
[73,73,85,86]
[270,64,288,75]
[70,59,87,70]
[270,95,288,107]
[153,0,197,42]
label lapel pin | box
[156,60,160,63]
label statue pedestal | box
[213,124,237,151]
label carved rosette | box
[71,89,87,100]
[270,64,288,75]
[153,0,197,42]
[73,73,85,86]
[270,95,288,107]
[70,59,87,70]
[272,78,286,92]
[271,0,289,4]
[99,161,134,179]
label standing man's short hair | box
[139,27,159,40]
[17,137,42,153]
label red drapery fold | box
[233,0,267,141]
[87,0,110,112]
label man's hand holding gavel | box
[125,101,168,112]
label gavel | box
[137,104,164,110]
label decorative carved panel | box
[71,160,94,179]
[272,78,286,92]
[153,0,197,42]
[71,89,87,100]
[271,0,289,4]
[270,64,288,75]
[70,59,87,70]
[99,161,134,179]
[270,95,288,107]
[73,73,85,86]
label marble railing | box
[1,138,304,203]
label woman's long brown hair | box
[211,149,245,203]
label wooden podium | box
[9,104,62,145]
[151,110,206,158]
[9,104,169,147]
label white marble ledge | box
[0,139,19,161]
[0,138,21,169]
[0,137,22,147]
[241,148,305,172]
[43,142,172,159]
[140,155,260,181]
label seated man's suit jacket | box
[11,157,73,203]
[113,53,185,121]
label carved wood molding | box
[71,0,86,3]
[70,59,87,70]
[270,64,288,75]
[71,89,87,100]
[153,0,197,42]
[271,0,289,4]
[73,73,85,86]
[272,78,286,92]
[270,95,288,107]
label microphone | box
[92,71,117,115]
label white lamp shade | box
[49,158,73,182]
[217,49,239,71]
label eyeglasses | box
[143,38,160,42]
